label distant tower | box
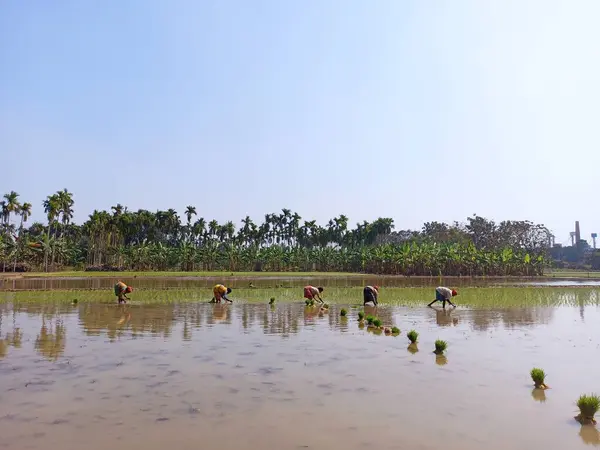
[575,221,581,247]
[592,233,598,249]
[570,232,576,246]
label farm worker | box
[303,285,324,303]
[212,284,233,303]
[428,287,457,309]
[114,281,133,304]
[363,285,379,306]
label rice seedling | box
[407,330,418,343]
[269,297,275,305]
[372,318,382,328]
[322,303,329,309]
[576,394,600,425]
[358,311,365,321]
[340,308,347,317]
[366,315,375,326]
[434,339,448,354]
[530,368,548,389]
[391,326,400,335]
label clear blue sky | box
[1,0,599,244]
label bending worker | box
[303,285,324,303]
[363,285,379,306]
[212,284,233,303]
[114,281,133,304]
[428,286,457,309]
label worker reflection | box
[435,308,459,327]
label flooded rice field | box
[4,274,600,292]
[1,283,600,449]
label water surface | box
[1,299,599,450]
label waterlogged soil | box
[1,299,600,449]
[4,274,600,292]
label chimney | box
[575,221,581,247]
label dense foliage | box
[0,190,552,275]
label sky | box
[1,0,599,245]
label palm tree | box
[184,206,197,243]
[185,206,197,226]
[19,202,32,230]
[12,201,32,271]
[191,217,206,245]
[2,191,20,224]
[57,189,74,236]
[43,194,60,271]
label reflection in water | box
[79,304,175,340]
[0,302,599,450]
[210,304,230,322]
[435,308,459,327]
[580,425,600,446]
[34,320,66,361]
[464,307,555,332]
[531,388,547,403]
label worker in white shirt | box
[428,286,457,309]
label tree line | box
[0,190,552,276]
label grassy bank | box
[545,269,600,279]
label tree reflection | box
[79,304,174,339]
[34,320,66,361]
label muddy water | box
[1,301,599,450]
[5,275,600,292]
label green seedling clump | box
[434,339,448,354]
[530,368,548,389]
[366,315,376,326]
[372,318,382,328]
[305,299,315,307]
[358,311,365,321]
[407,330,419,344]
[269,297,276,305]
[340,308,347,317]
[322,303,329,309]
[576,394,600,425]
[391,326,400,335]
